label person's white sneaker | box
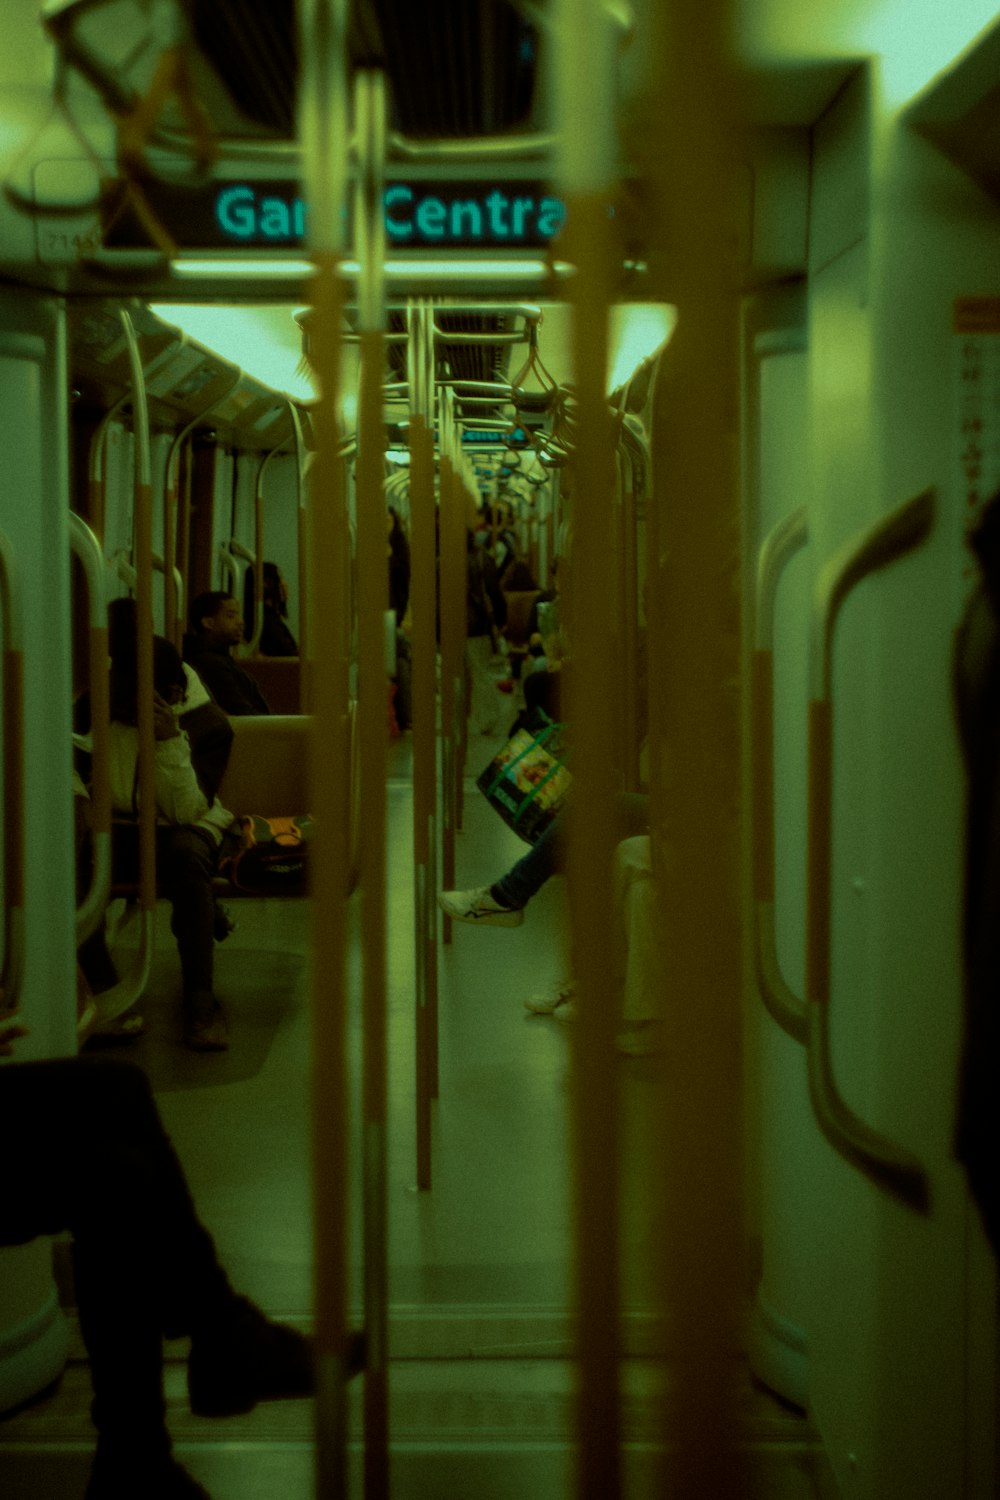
[524,980,576,1016]
[438,886,524,927]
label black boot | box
[187,1296,366,1417]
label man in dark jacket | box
[0,1029,364,1499]
[183,593,271,716]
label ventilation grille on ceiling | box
[185,0,540,139]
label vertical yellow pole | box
[408,299,438,1185]
[437,390,456,946]
[639,0,747,1493]
[407,301,437,1182]
[164,461,178,648]
[177,443,193,648]
[298,2,352,1494]
[355,68,390,1498]
[619,449,642,791]
[556,4,622,1494]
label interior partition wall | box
[0,288,76,1412]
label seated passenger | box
[76,605,238,1033]
[183,592,271,716]
[438,791,648,926]
[0,1028,364,1499]
[110,637,240,1052]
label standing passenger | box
[183,593,271,715]
[465,529,508,737]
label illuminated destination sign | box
[461,427,529,444]
[104,179,566,252]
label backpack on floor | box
[223,814,313,894]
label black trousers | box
[0,1056,230,1443]
[109,823,238,998]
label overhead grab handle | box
[806,488,935,1212]
[752,506,809,1044]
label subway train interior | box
[1,0,999,1497]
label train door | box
[741,39,1000,1500]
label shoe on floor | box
[438,886,524,927]
[524,980,576,1016]
[213,903,237,943]
[84,1009,147,1046]
[183,994,229,1052]
[188,1296,365,1417]
[86,1448,211,1499]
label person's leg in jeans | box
[495,792,648,911]
[440,792,649,926]
[492,812,565,909]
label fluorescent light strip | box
[172,257,574,281]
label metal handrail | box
[69,513,112,946]
[407,297,438,1189]
[298,0,353,1489]
[353,65,390,1488]
[805,489,934,1211]
[752,506,809,1044]
[113,308,155,1007]
[163,369,243,646]
[288,401,310,682]
[0,527,25,1014]
[556,1,625,1490]
[87,393,128,542]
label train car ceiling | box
[65,294,672,456]
[41,0,542,147]
[68,299,299,449]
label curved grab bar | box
[218,545,240,596]
[77,897,153,1040]
[163,369,242,646]
[118,310,158,931]
[0,527,25,1013]
[753,506,809,1043]
[88,394,129,543]
[289,401,310,677]
[806,488,935,1212]
[69,513,112,944]
[241,439,286,658]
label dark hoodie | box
[183,633,271,716]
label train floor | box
[0,731,834,1498]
